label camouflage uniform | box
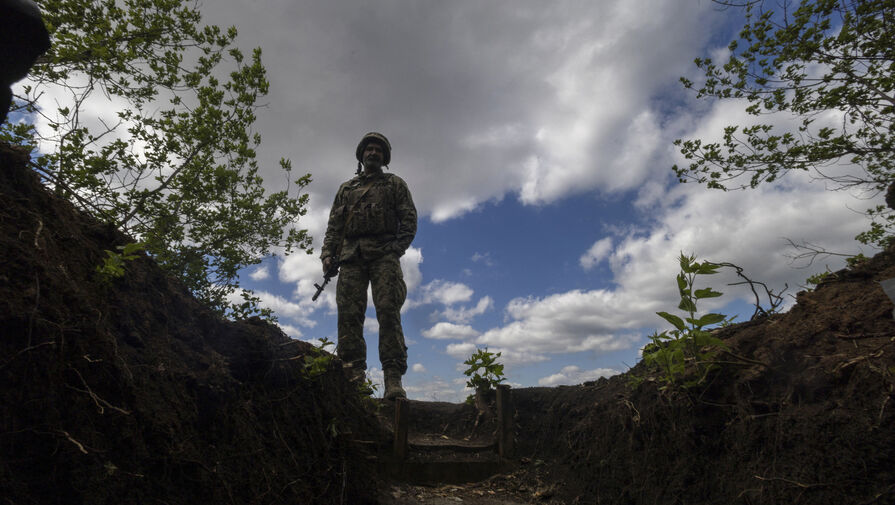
[321,169,417,374]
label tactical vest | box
[340,173,400,239]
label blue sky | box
[20,0,882,401]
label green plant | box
[302,338,335,380]
[357,378,378,397]
[805,269,834,288]
[96,241,145,282]
[5,0,312,318]
[463,348,506,392]
[643,253,733,387]
[674,0,894,248]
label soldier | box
[321,132,417,400]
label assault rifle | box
[312,261,340,302]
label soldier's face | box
[362,142,385,169]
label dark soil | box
[0,143,388,504]
[510,255,895,504]
[3,140,894,505]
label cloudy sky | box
[27,0,883,401]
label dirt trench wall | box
[514,253,895,505]
[0,144,383,504]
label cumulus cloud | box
[364,318,379,335]
[411,363,426,373]
[478,290,648,355]
[538,365,621,386]
[401,247,424,295]
[405,378,466,402]
[437,296,494,324]
[445,342,477,359]
[239,290,316,328]
[278,323,303,339]
[198,0,719,225]
[580,237,613,270]
[411,280,475,308]
[422,322,480,341]
[249,266,270,281]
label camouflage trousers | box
[336,253,408,374]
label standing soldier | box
[321,132,417,400]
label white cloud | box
[580,237,613,270]
[193,0,720,227]
[405,378,465,402]
[235,289,316,328]
[364,318,379,335]
[538,365,621,386]
[422,322,480,341]
[445,342,477,359]
[471,251,494,266]
[277,323,303,339]
[401,247,424,295]
[411,363,426,373]
[411,280,475,307]
[437,296,494,324]
[249,266,270,281]
[478,290,648,356]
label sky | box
[22,0,884,401]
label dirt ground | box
[0,143,386,504]
[2,140,894,504]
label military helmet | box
[355,132,392,166]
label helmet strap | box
[356,161,363,175]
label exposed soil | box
[508,251,895,504]
[0,143,388,504]
[2,140,894,504]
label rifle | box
[312,261,340,301]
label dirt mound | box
[513,252,895,504]
[0,143,387,504]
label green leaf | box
[678,298,697,313]
[696,262,719,275]
[696,313,727,327]
[657,311,686,331]
[694,288,723,299]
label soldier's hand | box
[323,257,333,274]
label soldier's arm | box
[321,185,347,261]
[393,178,417,256]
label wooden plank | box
[496,384,514,459]
[393,397,409,460]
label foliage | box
[2,0,312,317]
[674,0,894,248]
[643,253,733,387]
[96,241,145,282]
[302,338,335,380]
[463,348,506,392]
[358,378,378,397]
[805,269,833,288]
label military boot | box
[383,369,406,400]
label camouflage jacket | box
[321,170,417,263]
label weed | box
[302,337,335,379]
[642,253,733,387]
[95,242,144,282]
[463,348,506,402]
